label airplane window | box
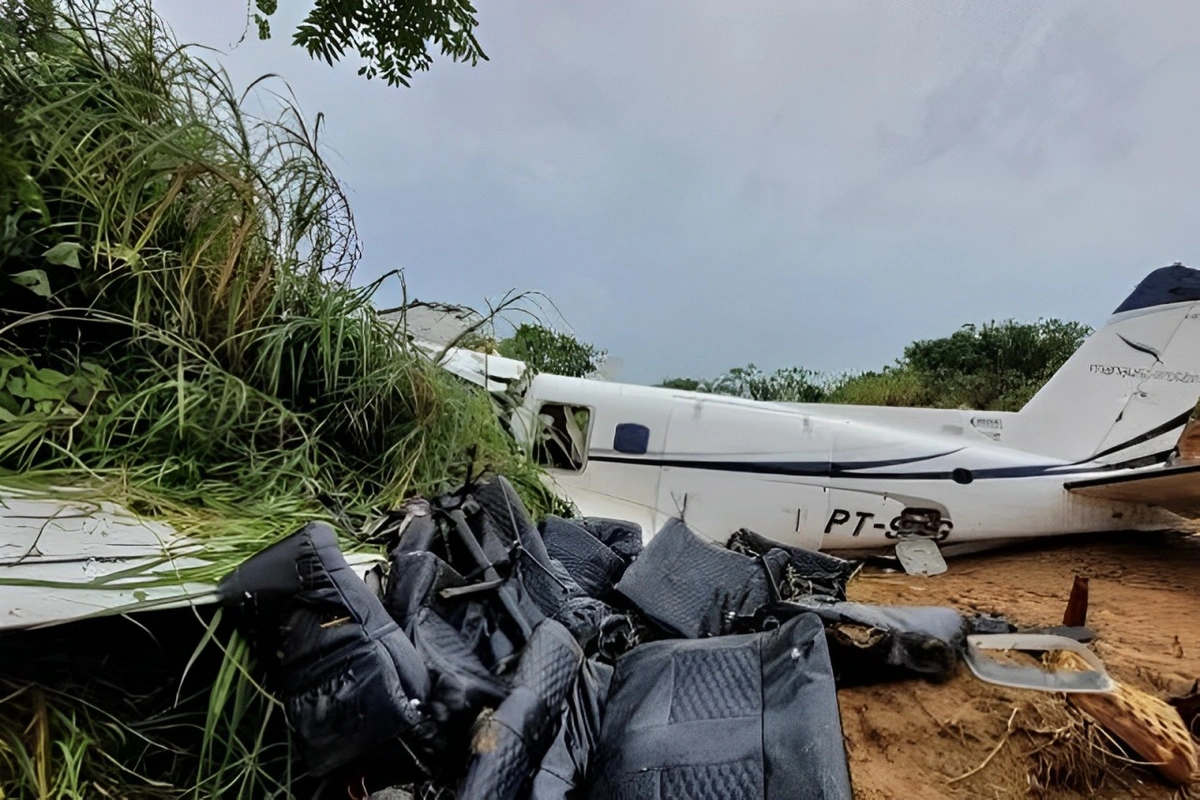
[613,423,650,455]
[533,403,591,471]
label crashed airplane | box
[438,263,1200,561]
[4,265,1200,798]
[3,263,1200,629]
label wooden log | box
[1050,651,1198,785]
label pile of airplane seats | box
[219,475,985,800]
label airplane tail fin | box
[1010,264,1200,464]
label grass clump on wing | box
[0,1,558,796]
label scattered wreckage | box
[1,476,1196,796]
[5,263,1200,797]
[210,474,1195,798]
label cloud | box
[157,0,1200,383]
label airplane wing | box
[0,493,216,630]
[411,339,528,394]
[1064,463,1200,517]
[0,492,384,631]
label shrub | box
[659,319,1091,412]
[824,368,933,407]
[900,319,1092,411]
[496,323,605,377]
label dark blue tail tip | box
[1113,263,1200,314]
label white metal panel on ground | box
[0,493,214,630]
[0,493,385,630]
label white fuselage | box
[515,374,1177,552]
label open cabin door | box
[518,378,671,534]
[654,396,832,550]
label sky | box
[156,0,1200,384]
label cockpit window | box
[533,403,591,471]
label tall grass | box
[0,2,558,796]
[0,608,294,799]
[0,0,559,530]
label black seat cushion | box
[587,612,852,800]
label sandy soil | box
[837,530,1200,799]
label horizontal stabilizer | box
[1065,463,1200,516]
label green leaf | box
[2,213,18,243]
[10,269,51,297]
[16,175,49,222]
[0,416,48,455]
[8,373,64,403]
[44,241,82,269]
[32,367,69,386]
[105,243,141,268]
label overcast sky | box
[157,0,1200,384]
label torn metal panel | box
[382,302,485,347]
[0,490,386,632]
[893,537,947,576]
[412,339,529,395]
[963,633,1114,693]
[0,493,213,630]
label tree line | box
[512,319,1093,413]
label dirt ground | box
[838,530,1200,800]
